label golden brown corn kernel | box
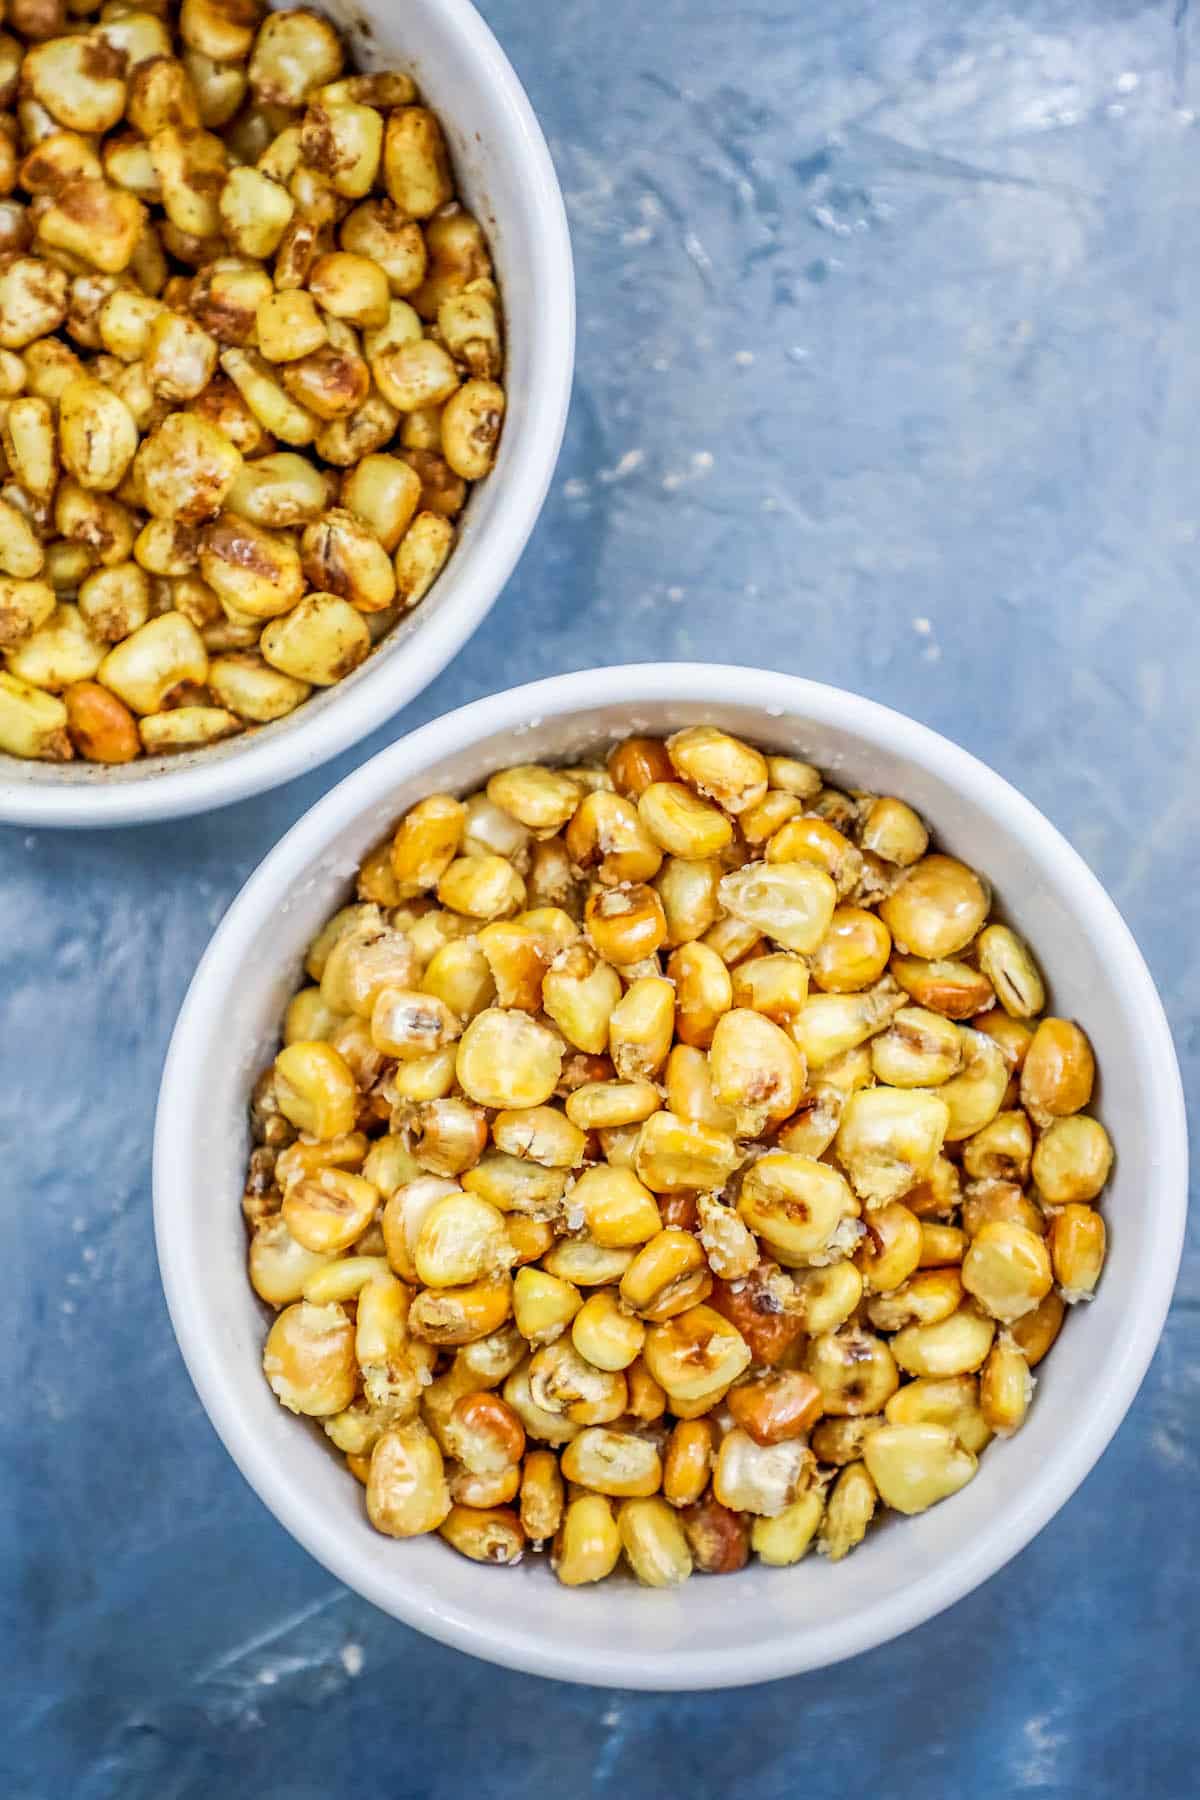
[728,1370,824,1445]
[584,882,667,965]
[918,1222,968,1268]
[860,795,928,866]
[834,1086,950,1206]
[865,1267,964,1333]
[642,1302,750,1401]
[1009,1288,1065,1367]
[664,1043,736,1134]
[667,725,768,814]
[637,779,733,858]
[273,1040,358,1140]
[1020,1018,1096,1127]
[571,1164,661,1248]
[263,1300,356,1416]
[737,1152,859,1267]
[367,1421,452,1538]
[980,1337,1033,1435]
[560,1426,661,1497]
[707,1261,805,1365]
[619,1229,711,1322]
[708,1007,806,1137]
[662,1417,714,1508]
[962,1109,1034,1185]
[543,943,622,1053]
[1047,1203,1106,1302]
[890,955,996,1020]
[805,1328,898,1417]
[518,1449,564,1544]
[854,1201,922,1293]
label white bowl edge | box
[154,664,1188,1689]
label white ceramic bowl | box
[0,0,573,830]
[154,664,1187,1689]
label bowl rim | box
[154,662,1188,1688]
[0,0,575,831]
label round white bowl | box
[0,0,573,830]
[154,664,1187,1689]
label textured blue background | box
[3,0,1198,1793]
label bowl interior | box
[156,670,1185,1687]
[0,0,572,823]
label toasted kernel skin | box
[247,731,1111,1584]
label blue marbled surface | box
[4,0,1199,1793]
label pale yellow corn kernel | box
[595,1124,640,1170]
[57,375,137,492]
[883,1374,992,1454]
[664,1043,736,1133]
[939,1028,1010,1140]
[93,611,206,714]
[879,855,989,959]
[2,395,58,498]
[46,544,97,596]
[531,1239,640,1296]
[263,1299,356,1416]
[283,988,344,1047]
[143,309,216,401]
[553,1491,620,1584]
[0,499,43,580]
[434,854,523,922]
[406,1097,487,1179]
[621,1356,665,1422]
[708,1007,806,1137]
[388,1044,457,1102]
[786,1262,860,1339]
[805,1328,899,1417]
[980,1337,1033,1435]
[665,724,767,814]
[355,1270,426,1411]
[387,793,465,896]
[858,795,928,866]
[412,209,492,316]
[440,377,503,480]
[340,194,426,296]
[0,352,23,399]
[866,1266,965,1333]
[962,1108,1034,1184]
[450,1009,561,1110]
[790,990,897,1071]
[438,287,502,380]
[918,1222,968,1267]
[817,1461,877,1561]
[479,764,577,836]
[248,5,343,103]
[561,1082,657,1134]
[512,1265,582,1345]
[248,1216,333,1306]
[299,96,382,198]
[217,162,293,259]
[367,1421,451,1538]
[420,938,495,1024]
[219,346,318,445]
[134,411,243,524]
[413,1191,512,1289]
[642,1302,750,1400]
[0,256,68,351]
[197,512,304,619]
[40,178,145,277]
[637,779,732,859]
[765,818,862,901]
[973,922,1044,1019]
[189,263,272,349]
[716,858,837,955]
[254,289,325,367]
[518,1449,564,1543]
[862,1422,977,1515]
[490,1107,583,1174]
[961,1180,1043,1242]
[207,651,310,723]
[304,904,373,982]
[95,288,162,363]
[133,518,197,581]
[834,1087,950,1207]
[148,124,226,239]
[184,45,247,126]
[869,1007,962,1087]
[362,1135,423,1202]
[315,387,400,466]
[528,1340,627,1423]
[469,918,543,1012]
[571,1288,645,1372]
[1020,1018,1096,1127]
[138,705,244,755]
[568,1165,659,1249]
[739,789,803,844]
[1032,1114,1113,1204]
[22,28,127,131]
[854,1201,923,1293]
[1047,1203,1106,1302]
[445,1462,521,1509]
[260,592,371,686]
[734,1152,857,1267]
[713,1428,812,1518]
[615,1496,691,1587]
[304,251,388,332]
[381,1174,458,1281]
[0,676,70,759]
[602,975,672,1079]
[325,1395,410,1460]
[655,854,722,947]
[961,1219,1052,1322]
[318,915,416,1021]
[563,789,660,886]
[383,104,452,217]
[635,1111,739,1198]
[775,1086,844,1161]
[273,1040,358,1141]
[619,1231,712,1321]
[341,452,421,555]
[751,1490,824,1565]
[460,1149,566,1216]
[560,1427,661,1498]
[890,1306,996,1378]
[542,943,621,1053]
[393,506,455,605]
[369,986,460,1061]
[75,562,149,643]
